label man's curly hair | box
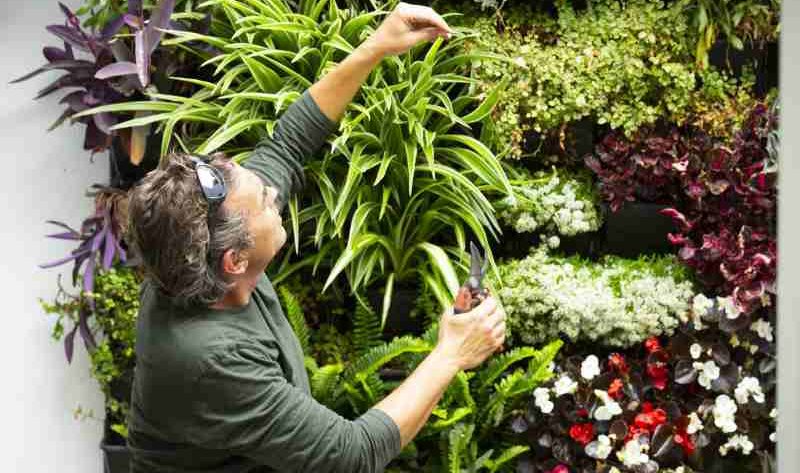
[127,153,253,307]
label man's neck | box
[210,283,253,310]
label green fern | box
[475,346,543,394]
[310,363,344,408]
[341,336,432,385]
[352,302,382,357]
[526,339,563,386]
[448,423,474,473]
[485,445,530,473]
[278,286,311,355]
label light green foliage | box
[498,246,695,347]
[41,267,141,438]
[81,0,515,322]
[459,0,747,157]
[278,286,312,355]
[495,166,602,241]
[352,302,383,356]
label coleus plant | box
[11,0,184,163]
[586,102,777,316]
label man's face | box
[223,164,287,279]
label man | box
[126,3,506,472]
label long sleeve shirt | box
[128,91,402,473]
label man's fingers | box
[400,3,452,35]
[471,295,497,317]
[485,306,506,328]
[491,321,506,340]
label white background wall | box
[1,1,107,471]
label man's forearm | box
[308,41,384,123]
[373,348,461,447]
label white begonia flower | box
[581,355,601,380]
[734,377,765,404]
[770,432,776,443]
[750,319,774,342]
[553,375,578,397]
[692,293,713,315]
[713,395,738,433]
[690,343,703,360]
[534,387,554,414]
[719,434,754,456]
[718,296,742,319]
[687,412,704,434]
[770,408,778,419]
[693,360,720,389]
[617,438,650,467]
[594,389,623,421]
[586,434,614,459]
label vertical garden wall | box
[23,0,779,472]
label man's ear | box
[221,248,249,275]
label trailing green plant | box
[677,0,780,69]
[497,246,696,348]
[494,166,601,246]
[457,0,749,157]
[41,266,141,439]
[76,0,516,326]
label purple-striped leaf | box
[115,236,128,262]
[46,231,82,240]
[110,39,134,63]
[134,30,149,87]
[64,41,74,59]
[128,0,143,16]
[144,0,176,55]
[102,225,116,269]
[90,225,107,254]
[45,25,89,52]
[83,120,108,152]
[58,2,80,28]
[10,60,95,84]
[100,14,126,40]
[60,91,88,113]
[43,46,69,62]
[47,109,74,132]
[64,325,78,363]
[45,220,81,235]
[95,61,139,80]
[39,249,90,269]
[78,308,97,351]
[82,256,96,294]
[34,74,81,100]
[93,112,117,135]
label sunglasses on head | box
[190,155,227,209]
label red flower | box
[608,353,629,374]
[608,378,624,400]
[647,362,669,390]
[569,423,595,445]
[644,336,662,353]
[548,465,569,473]
[634,407,667,432]
[674,425,696,456]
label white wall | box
[1,1,107,471]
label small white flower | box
[687,412,704,434]
[513,56,526,68]
[690,343,703,360]
[693,293,713,315]
[770,408,778,419]
[553,375,578,397]
[617,438,650,467]
[586,434,614,459]
[534,387,554,414]
[547,235,561,249]
[718,296,742,320]
[770,432,777,442]
[693,360,720,389]
[720,434,754,456]
[594,389,623,421]
[735,377,765,404]
[750,319,774,342]
[713,395,738,433]
[581,355,601,381]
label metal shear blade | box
[467,241,488,291]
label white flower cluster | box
[616,437,650,467]
[712,394,739,433]
[533,387,554,414]
[499,248,694,347]
[693,360,720,389]
[734,377,765,404]
[594,389,623,421]
[497,170,602,241]
[719,434,755,456]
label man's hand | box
[363,2,453,59]
[434,295,506,371]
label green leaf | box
[381,273,395,329]
[461,77,508,124]
[197,118,267,154]
[417,243,459,297]
[243,56,283,92]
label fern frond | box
[341,336,432,384]
[526,339,563,386]
[485,445,530,473]
[310,363,343,408]
[352,302,382,357]
[278,286,311,354]
[448,423,474,473]
[476,346,542,394]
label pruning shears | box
[453,241,490,314]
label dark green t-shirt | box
[128,92,401,472]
